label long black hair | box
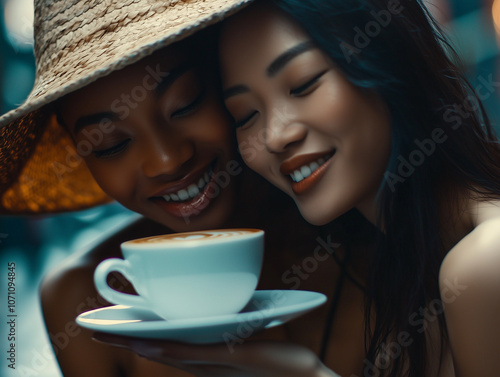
[269,0,500,375]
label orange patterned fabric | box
[0,113,110,214]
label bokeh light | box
[493,0,500,39]
[3,0,34,52]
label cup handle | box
[94,258,148,308]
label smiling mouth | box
[281,151,335,195]
[289,154,332,183]
[150,159,220,218]
[161,169,213,203]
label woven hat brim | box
[0,0,254,214]
[0,0,254,128]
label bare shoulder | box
[39,238,119,377]
[440,199,500,283]
[41,215,174,318]
[39,216,175,377]
[438,200,500,376]
[438,208,500,317]
[40,253,101,323]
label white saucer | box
[76,290,326,344]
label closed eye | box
[233,111,258,129]
[290,70,328,97]
[171,89,206,119]
[93,139,131,159]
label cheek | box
[335,96,392,186]
[321,79,391,153]
[235,136,255,174]
[236,132,267,177]
[322,83,362,131]
[350,100,391,167]
[236,131,290,193]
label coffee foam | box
[125,229,262,246]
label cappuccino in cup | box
[94,229,264,320]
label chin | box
[149,181,237,232]
[295,199,352,227]
[296,206,333,226]
[159,202,233,232]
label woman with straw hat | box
[1,1,370,376]
[0,0,256,216]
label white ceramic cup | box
[94,229,264,320]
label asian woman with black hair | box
[94,1,500,376]
[219,1,500,376]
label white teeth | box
[293,170,304,182]
[162,168,213,203]
[178,189,189,201]
[300,165,312,179]
[188,184,199,197]
[290,156,331,183]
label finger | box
[92,332,135,349]
[94,334,196,371]
[93,333,179,358]
[145,341,236,363]
[92,332,171,360]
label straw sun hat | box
[0,0,254,215]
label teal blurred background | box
[0,0,499,376]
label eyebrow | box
[222,41,315,100]
[72,63,193,134]
[73,112,120,135]
[266,40,315,77]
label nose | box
[265,108,307,153]
[141,133,195,179]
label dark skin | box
[41,39,372,377]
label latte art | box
[126,229,261,246]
